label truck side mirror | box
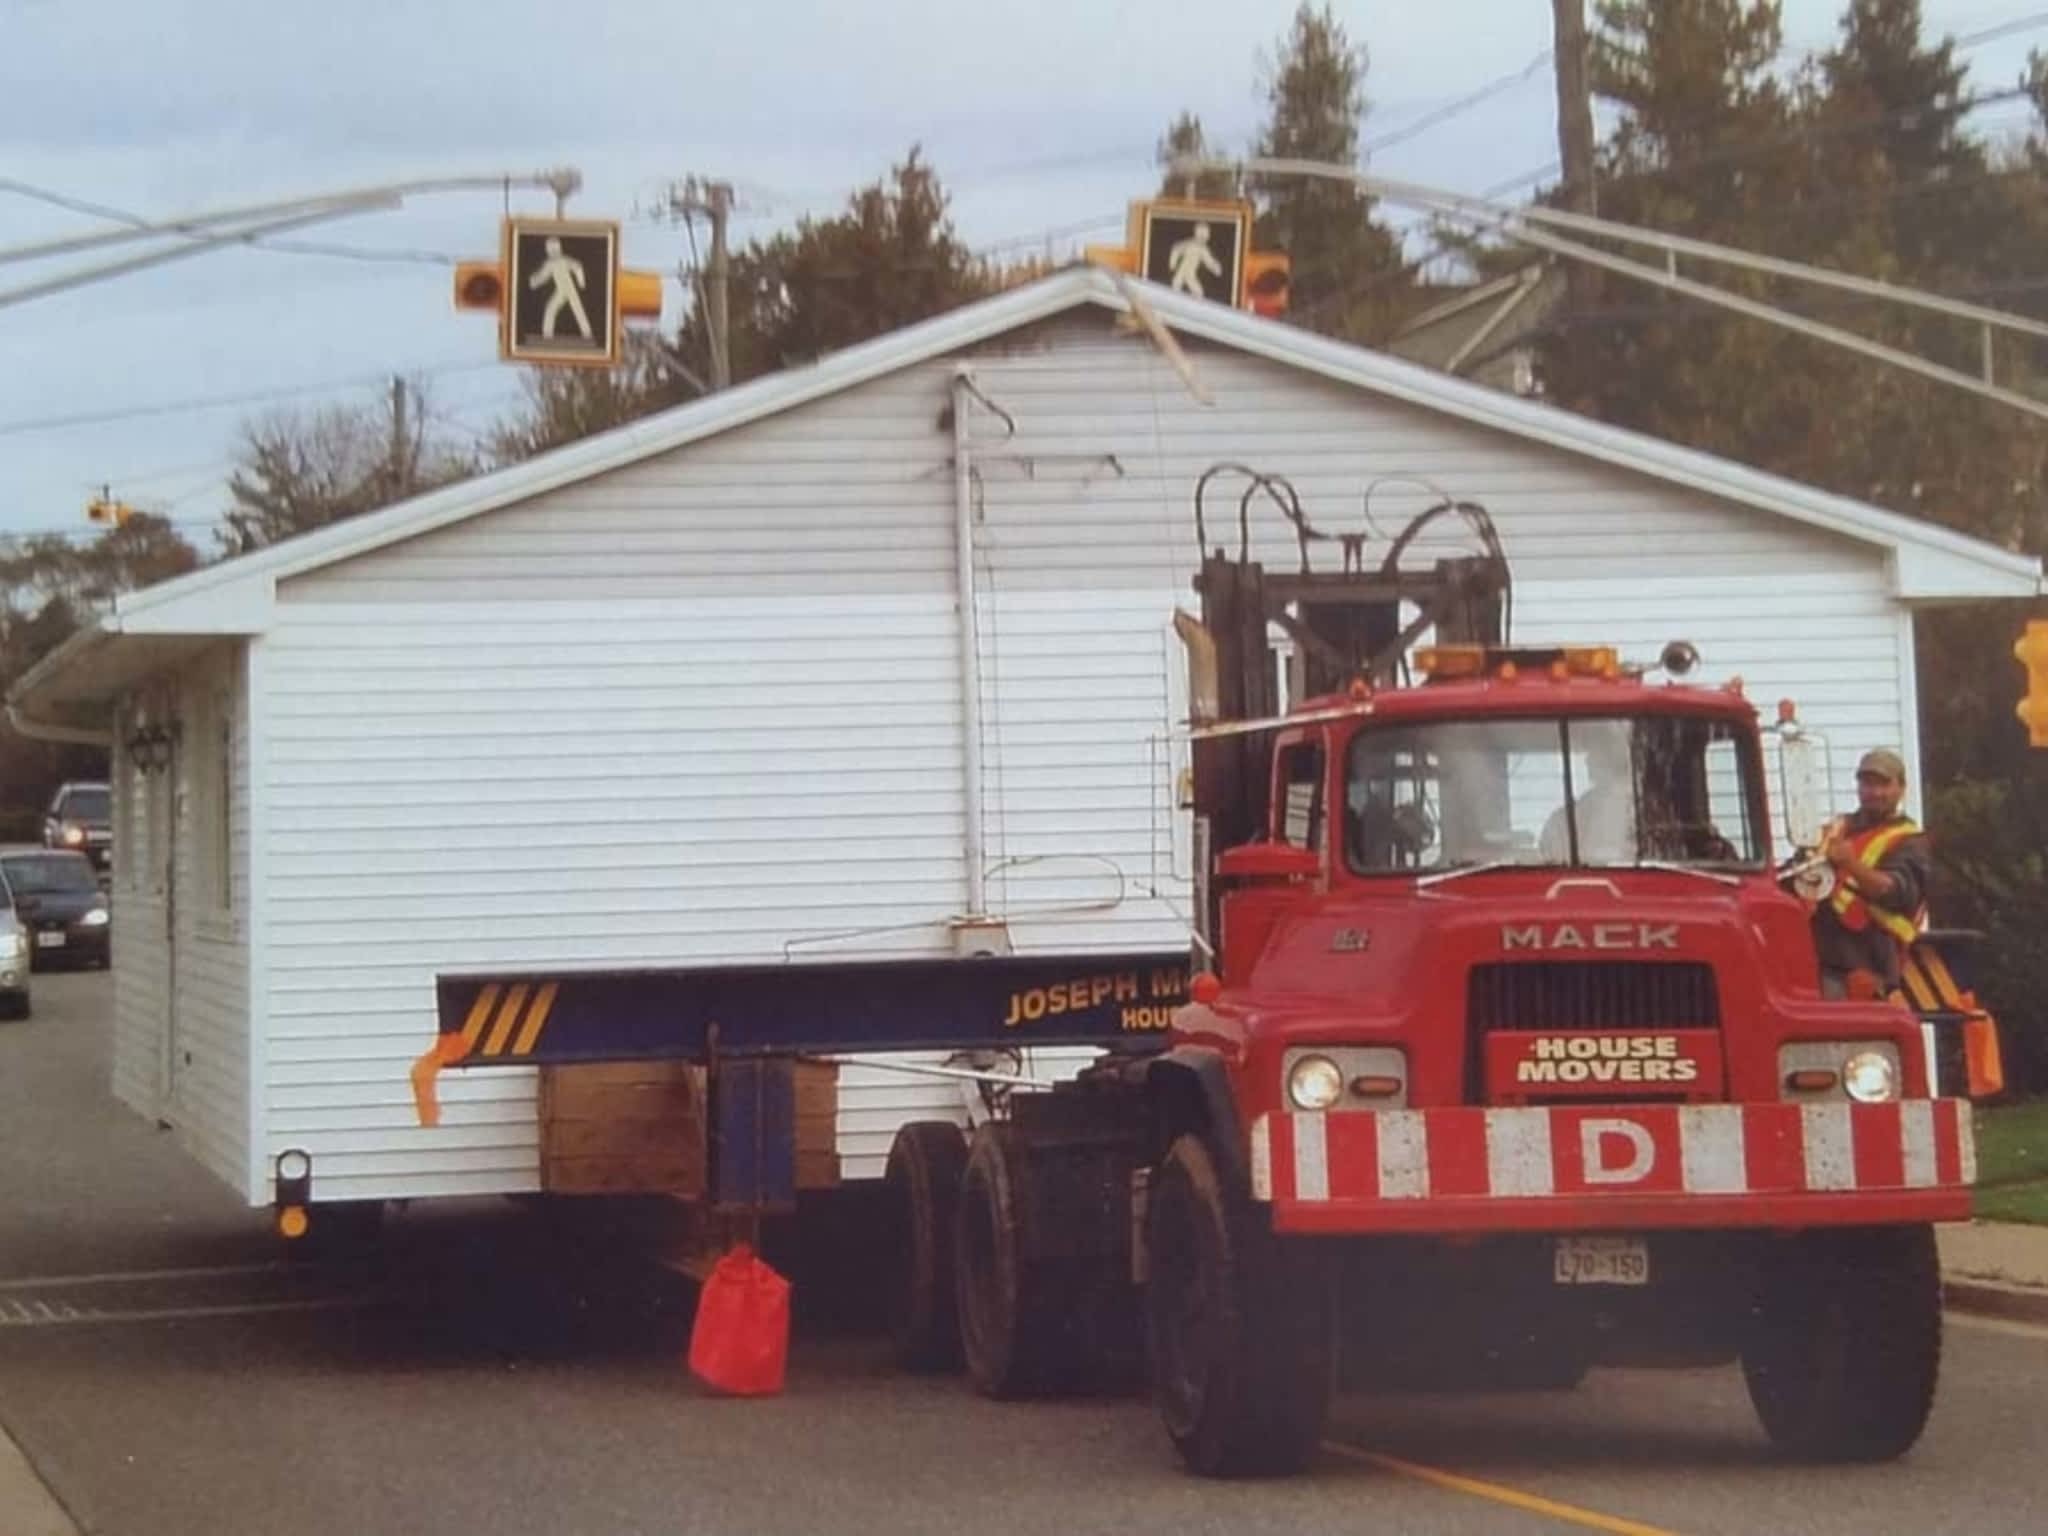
[1777,727,1830,851]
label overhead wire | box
[0,358,501,440]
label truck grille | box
[1467,962,1720,1033]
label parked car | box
[0,848,110,970]
[43,781,112,878]
[0,899,28,1018]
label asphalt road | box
[3,972,2045,1536]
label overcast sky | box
[4,0,2044,549]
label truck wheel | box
[954,1123,1072,1396]
[1145,1133,1332,1477]
[884,1121,968,1372]
[1741,1224,1941,1462]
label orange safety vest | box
[1827,816,1925,946]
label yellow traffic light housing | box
[1243,251,1290,317]
[1087,200,1286,317]
[86,486,134,527]
[451,256,663,348]
[2016,619,2048,747]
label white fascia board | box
[1890,542,2041,603]
[116,578,275,635]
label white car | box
[0,903,30,1018]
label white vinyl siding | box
[164,316,1908,1205]
[106,647,253,1196]
[108,701,158,1120]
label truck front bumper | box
[1250,1100,1974,1235]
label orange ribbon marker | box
[410,1029,476,1128]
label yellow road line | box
[1323,1443,1681,1536]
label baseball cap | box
[1856,749,1907,782]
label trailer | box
[398,476,1994,1476]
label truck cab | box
[1139,642,1974,1475]
[1203,645,1936,1126]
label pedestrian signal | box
[2016,619,2048,747]
[501,217,621,367]
[1139,200,1252,309]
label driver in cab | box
[1540,731,1637,864]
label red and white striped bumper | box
[1249,1101,1975,1235]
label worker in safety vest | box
[1811,748,1931,998]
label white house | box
[11,267,2039,1210]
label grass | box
[1975,1181,2048,1225]
[1975,1099,2048,1187]
[1973,1099,2048,1225]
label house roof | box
[12,264,2041,732]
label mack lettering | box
[1501,923,1681,953]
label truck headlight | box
[1843,1051,1899,1104]
[1287,1055,1345,1111]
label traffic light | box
[2015,619,2048,747]
[452,249,664,359]
[1243,251,1290,318]
[86,487,133,527]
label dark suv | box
[43,782,111,877]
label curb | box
[1945,1277,2048,1326]
[0,1426,76,1536]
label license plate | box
[34,932,64,949]
[1553,1235,1649,1286]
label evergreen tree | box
[1248,4,1406,339]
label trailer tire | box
[1741,1224,1941,1463]
[1145,1133,1332,1477]
[954,1123,1075,1396]
[884,1121,968,1372]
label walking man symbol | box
[1168,223,1223,298]
[531,236,592,340]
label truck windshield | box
[1342,715,1766,875]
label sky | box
[4,0,2046,550]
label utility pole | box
[1552,0,1598,216]
[387,376,413,502]
[663,178,735,391]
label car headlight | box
[1843,1051,1899,1104]
[1287,1054,1345,1111]
[60,825,83,847]
[80,908,109,927]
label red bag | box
[687,1243,791,1396]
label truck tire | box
[954,1123,1075,1396]
[884,1121,968,1372]
[1741,1224,1941,1462]
[1144,1133,1332,1477]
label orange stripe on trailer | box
[457,983,502,1052]
[511,982,559,1057]
[481,983,531,1058]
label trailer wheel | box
[954,1124,1067,1396]
[884,1121,968,1372]
[1145,1133,1332,1477]
[1741,1224,1941,1462]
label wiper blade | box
[1415,858,1524,889]
[1632,859,1741,887]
